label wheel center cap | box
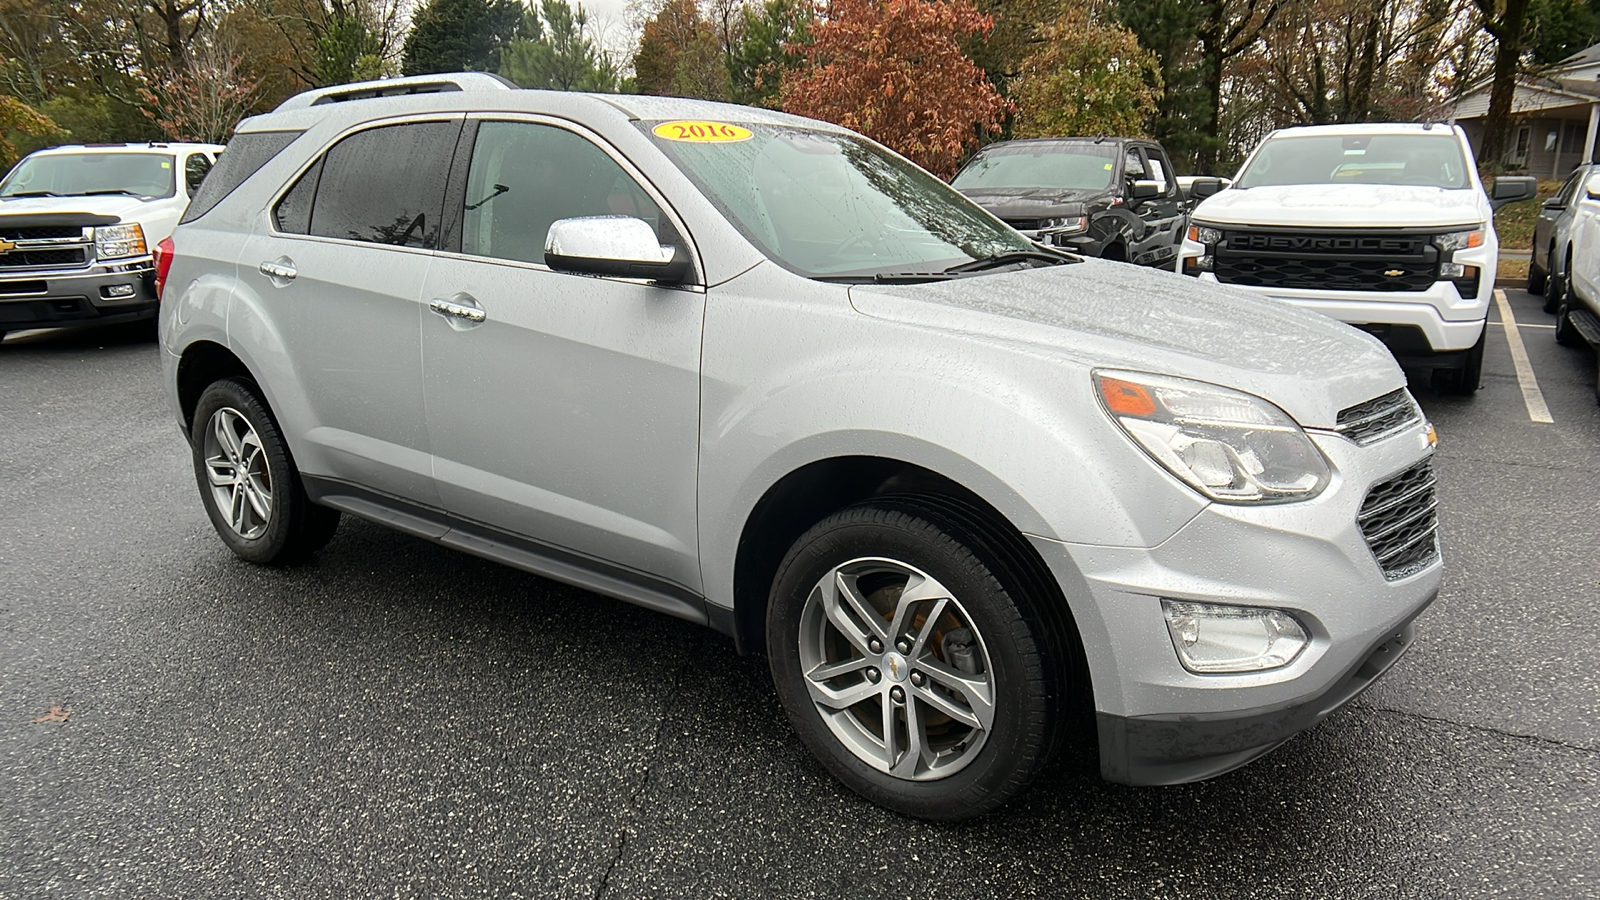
[882,651,909,683]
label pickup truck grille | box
[0,225,87,241]
[1358,459,1439,580]
[1215,229,1439,292]
[0,248,88,269]
[1336,388,1421,445]
[1002,218,1044,231]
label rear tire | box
[1528,254,1546,295]
[1544,258,1565,314]
[766,502,1063,820]
[191,377,340,564]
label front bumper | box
[1032,419,1440,785]
[0,258,158,331]
[1175,237,1493,353]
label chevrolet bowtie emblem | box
[1382,268,1405,277]
[0,239,15,253]
[888,657,899,678]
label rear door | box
[234,116,462,504]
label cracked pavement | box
[2,287,1597,899]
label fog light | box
[1161,600,1309,673]
[1182,255,1213,275]
[102,283,137,299]
[1440,262,1466,278]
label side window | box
[1558,170,1585,206]
[184,154,213,196]
[307,120,460,249]
[1123,148,1146,187]
[462,120,665,266]
[1142,147,1174,195]
[180,130,301,225]
[274,157,322,234]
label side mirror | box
[544,216,691,284]
[1128,179,1163,201]
[1543,196,1565,210]
[1189,177,1225,200]
[1489,175,1537,210]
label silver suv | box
[160,74,1441,819]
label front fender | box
[695,263,1208,611]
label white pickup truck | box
[1177,123,1535,394]
[0,141,223,343]
[1550,168,1600,402]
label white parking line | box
[1489,321,1556,329]
[1493,289,1554,424]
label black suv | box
[951,137,1186,268]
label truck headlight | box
[94,223,148,261]
[1041,215,1088,234]
[1433,229,1484,252]
[1187,225,1222,245]
[1094,370,1331,503]
[1162,600,1309,673]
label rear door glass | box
[181,130,302,224]
[307,119,462,249]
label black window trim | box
[263,113,466,258]
[431,111,705,290]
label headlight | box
[1040,215,1088,234]
[94,223,148,261]
[1433,229,1484,252]
[1162,600,1309,673]
[1187,225,1222,244]
[1094,370,1331,503]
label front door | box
[420,118,705,592]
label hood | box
[957,187,1096,218]
[848,258,1403,429]
[1192,184,1486,229]
[0,194,179,223]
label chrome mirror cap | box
[544,216,690,284]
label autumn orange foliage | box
[779,0,1009,179]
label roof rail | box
[273,73,516,113]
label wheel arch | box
[176,340,256,432]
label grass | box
[1497,257,1530,284]
[1493,178,1562,251]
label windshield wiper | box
[942,249,1076,275]
[5,190,59,198]
[77,189,141,197]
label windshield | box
[951,142,1118,193]
[645,121,1035,279]
[0,152,177,199]
[1235,133,1471,190]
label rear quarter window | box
[180,131,304,224]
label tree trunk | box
[1477,0,1531,172]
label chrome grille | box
[1336,388,1421,445]
[0,247,88,269]
[1358,460,1439,580]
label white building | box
[1453,41,1600,178]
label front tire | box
[1544,257,1565,314]
[1528,253,1546,295]
[1432,326,1486,395]
[767,503,1062,820]
[1556,296,1584,348]
[191,377,340,564]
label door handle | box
[429,293,487,324]
[258,258,297,284]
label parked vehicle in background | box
[951,137,1186,267]
[162,75,1441,821]
[0,142,223,343]
[1532,162,1597,310]
[1549,168,1600,402]
[1177,123,1536,394]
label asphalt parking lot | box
[2,289,1597,899]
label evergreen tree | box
[727,0,813,107]
[500,0,619,91]
[402,0,525,76]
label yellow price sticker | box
[653,121,754,143]
[161,161,172,168]
[1103,162,1113,170]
